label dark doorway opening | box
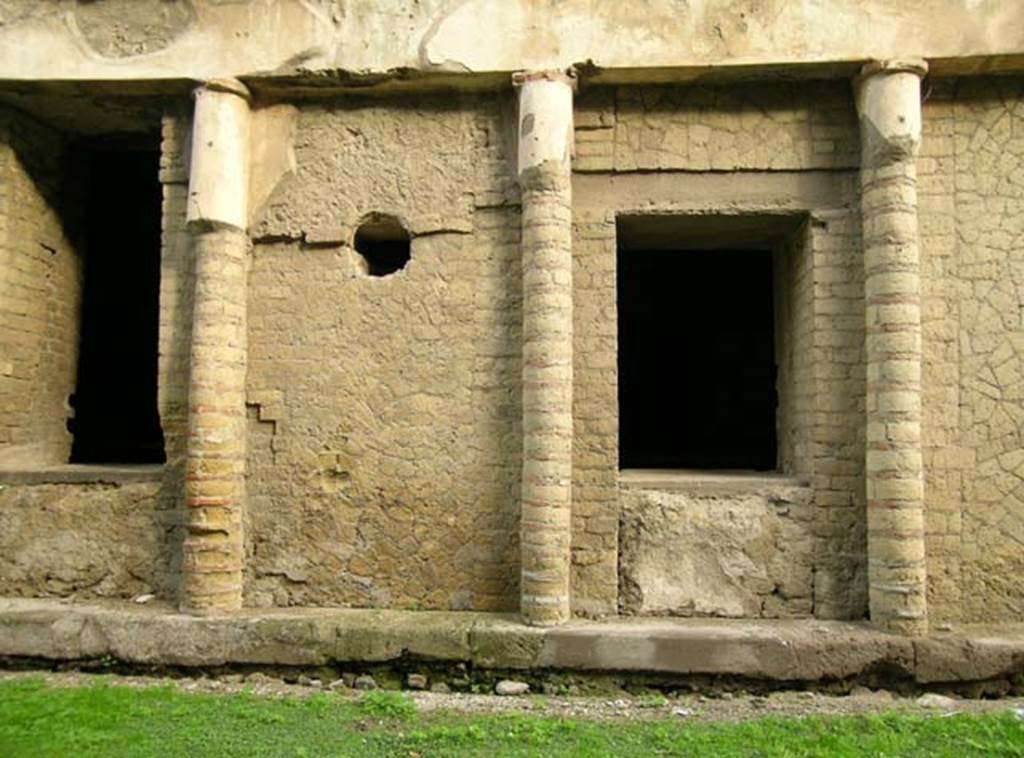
[618,247,777,470]
[69,145,165,464]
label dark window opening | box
[618,247,777,471]
[354,215,411,276]
[69,145,165,464]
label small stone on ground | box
[495,680,529,696]
[851,686,896,701]
[916,693,957,709]
[354,675,377,691]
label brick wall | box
[807,210,867,620]
[571,208,619,616]
[157,108,193,471]
[775,220,814,479]
[575,81,858,174]
[571,82,863,619]
[0,107,81,467]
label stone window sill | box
[618,468,810,494]
[0,464,165,486]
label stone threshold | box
[2,598,1023,684]
[618,469,810,494]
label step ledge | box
[2,599,1023,683]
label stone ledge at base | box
[3,598,1024,685]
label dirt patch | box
[3,670,1023,725]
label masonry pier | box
[856,61,929,637]
[515,70,576,626]
[180,79,252,614]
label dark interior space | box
[354,215,411,276]
[69,144,165,464]
[618,247,777,470]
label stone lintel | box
[855,59,929,83]
[195,78,252,102]
[511,68,578,89]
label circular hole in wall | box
[354,214,411,277]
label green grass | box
[1,678,1024,757]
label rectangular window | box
[69,145,165,464]
[617,222,779,471]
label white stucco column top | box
[186,78,252,229]
[513,69,576,177]
[854,59,928,153]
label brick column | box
[514,70,575,626]
[180,79,251,614]
[855,60,928,636]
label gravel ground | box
[3,669,1024,724]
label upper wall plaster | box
[0,1,1022,84]
[574,82,857,174]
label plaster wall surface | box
[0,1,1022,83]
[243,95,523,611]
[954,80,1024,624]
[0,108,80,467]
[919,77,1024,624]
[920,89,962,625]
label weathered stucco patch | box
[250,97,489,242]
[619,477,814,618]
[248,104,299,229]
[0,481,173,599]
[70,0,196,59]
